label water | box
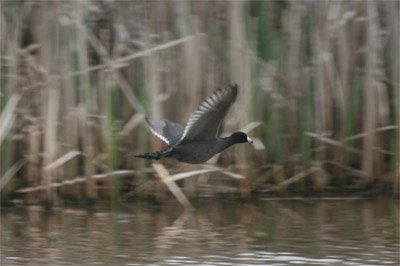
[1,198,399,266]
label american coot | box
[135,84,253,164]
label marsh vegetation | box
[1,1,399,205]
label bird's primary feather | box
[177,84,238,144]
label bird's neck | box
[219,135,237,150]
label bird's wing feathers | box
[146,117,184,146]
[178,84,238,144]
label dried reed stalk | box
[45,151,81,172]
[152,163,194,210]
[75,0,98,199]
[0,93,21,146]
[26,125,40,187]
[228,0,252,197]
[42,85,60,203]
[16,170,135,194]
[181,13,202,196]
[144,33,166,202]
[67,36,194,78]
[0,160,25,191]
[361,1,384,183]
[312,2,334,163]
[263,167,320,193]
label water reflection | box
[1,198,399,265]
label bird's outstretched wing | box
[146,117,184,146]
[178,84,238,144]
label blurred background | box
[1,1,399,265]
[1,0,399,203]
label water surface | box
[1,198,399,265]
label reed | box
[0,0,398,204]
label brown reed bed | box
[0,0,399,206]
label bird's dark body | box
[170,139,228,163]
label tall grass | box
[0,0,399,204]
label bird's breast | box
[172,140,221,164]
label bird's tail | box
[135,150,171,160]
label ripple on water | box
[0,199,399,266]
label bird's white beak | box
[247,136,253,143]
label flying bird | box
[135,84,253,164]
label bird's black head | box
[231,132,253,144]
